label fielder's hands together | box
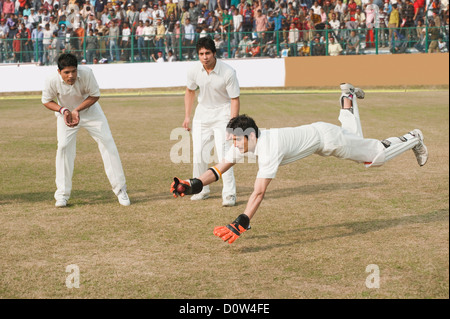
[213,214,250,244]
[63,109,79,127]
[70,110,80,127]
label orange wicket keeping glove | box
[213,214,250,244]
[170,177,203,198]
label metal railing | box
[0,26,447,64]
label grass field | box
[0,89,448,299]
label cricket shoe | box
[410,129,428,166]
[340,83,365,99]
[191,192,210,201]
[222,195,236,207]
[55,199,67,208]
[117,188,131,206]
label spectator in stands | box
[347,0,357,20]
[166,0,178,19]
[388,3,399,50]
[154,17,165,57]
[108,18,120,62]
[427,20,440,53]
[391,31,407,54]
[127,3,140,30]
[0,19,6,63]
[328,35,343,56]
[20,21,32,62]
[365,0,378,48]
[213,32,225,57]
[242,3,253,34]
[414,18,426,52]
[288,22,300,56]
[254,8,268,41]
[298,40,309,56]
[237,34,252,57]
[188,1,200,28]
[401,0,415,45]
[335,0,346,20]
[95,0,107,20]
[312,35,325,55]
[412,0,425,24]
[2,0,15,15]
[209,14,221,33]
[152,50,165,62]
[167,48,176,61]
[13,31,22,62]
[320,7,328,24]
[232,7,243,43]
[143,18,156,61]
[249,39,261,57]
[346,29,360,54]
[31,23,44,64]
[219,6,232,34]
[312,1,322,15]
[261,39,277,57]
[86,28,98,63]
[183,17,196,59]
[135,19,145,61]
[121,21,131,61]
[49,30,63,64]
[329,12,341,38]
[377,6,388,47]
[308,7,323,30]
[42,23,53,64]
[438,37,447,52]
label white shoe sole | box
[55,201,67,208]
[191,194,210,201]
[411,129,428,166]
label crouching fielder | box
[170,83,429,244]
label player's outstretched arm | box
[183,88,196,131]
[213,178,272,244]
[171,161,235,198]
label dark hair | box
[226,115,260,139]
[196,36,216,54]
[57,53,78,70]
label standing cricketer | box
[171,83,429,243]
[42,53,130,207]
[183,37,240,207]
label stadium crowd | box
[0,0,448,64]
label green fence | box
[1,26,447,65]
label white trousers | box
[54,104,126,201]
[192,107,236,199]
[312,96,419,167]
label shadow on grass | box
[241,209,449,253]
[0,181,381,206]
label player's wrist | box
[59,107,70,115]
[188,178,203,195]
[233,214,250,231]
[208,166,222,181]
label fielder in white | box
[171,83,429,244]
[42,53,130,207]
[183,37,240,207]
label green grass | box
[0,90,448,299]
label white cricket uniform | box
[187,59,240,199]
[42,66,127,201]
[225,97,420,178]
